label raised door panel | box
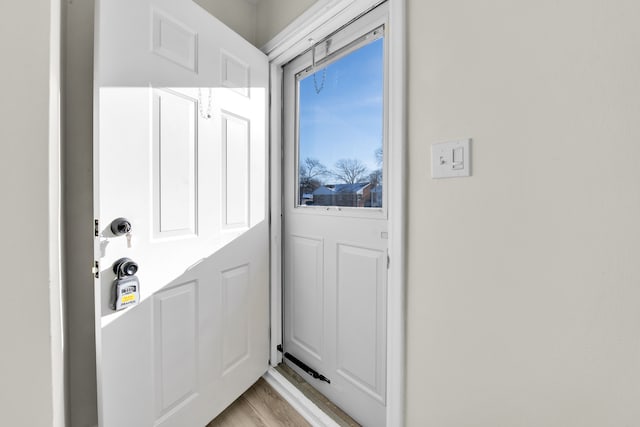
[288,235,324,362]
[154,282,199,422]
[221,50,250,97]
[221,264,251,374]
[221,113,250,230]
[335,243,386,403]
[153,89,198,238]
[151,10,198,72]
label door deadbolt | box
[110,217,132,236]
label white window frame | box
[264,1,406,426]
[287,8,388,220]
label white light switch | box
[431,139,471,178]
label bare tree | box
[299,158,328,203]
[375,146,383,166]
[369,168,382,187]
[300,158,328,181]
[332,158,369,184]
[371,146,383,187]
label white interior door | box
[93,1,269,426]
[282,4,389,427]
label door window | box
[296,27,385,209]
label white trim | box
[283,4,389,223]
[49,0,65,426]
[269,62,284,367]
[263,368,340,427]
[263,0,387,64]
[261,0,353,57]
[385,1,406,426]
[265,1,406,426]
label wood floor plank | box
[206,396,268,427]
[206,378,310,427]
[243,378,311,427]
[275,364,360,427]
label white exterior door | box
[94,1,269,426]
[282,5,389,427]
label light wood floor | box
[275,364,360,427]
[207,378,311,427]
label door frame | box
[264,1,406,426]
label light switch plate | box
[431,139,471,178]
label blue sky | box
[298,38,384,183]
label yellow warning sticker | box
[121,294,136,304]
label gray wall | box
[406,0,640,425]
[0,0,63,426]
[195,0,259,45]
[197,0,319,47]
[64,1,97,425]
[255,0,317,47]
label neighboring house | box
[312,182,372,207]
[301,192,314,205]
[369,184,382,208]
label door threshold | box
[263,366,361,427]
[276,363,361,426]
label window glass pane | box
[297,37,384,208]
